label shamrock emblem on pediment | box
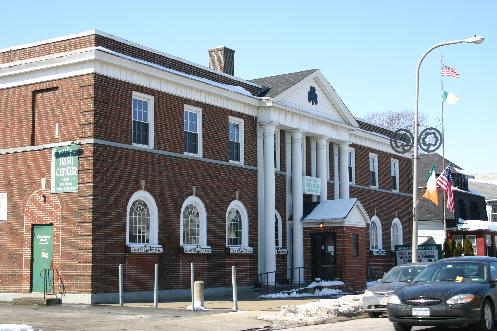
[308,86,318,105]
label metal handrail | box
[257,271,276,295]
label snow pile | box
[0,325,34,331]
[307,280,344,288]
[260,287,342,299]
[258,294,363,328]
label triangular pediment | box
[273,70,358,127]
[302,199,369,228]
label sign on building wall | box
[0,193,6,221]
[51,144,79,193]
[303,176,321,195]
[395,244,442,265]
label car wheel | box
[367,312,381,318]
[478,299,494,331]
[392,322,412,331]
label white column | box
[285,132,293,280]
[310,138,317,202]
[257,124,265,274]
[317,137,328,201]
[292,130,304,283]
[333,144,340,200]
[339,142,350,199]
[263,123,276,284]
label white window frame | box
[274,129,280,171]
[275,210,283,248]
[225,200,249,247]
[491,204,497,222]
[180,195,208,247]
[348,147,355,184]
[369,153,379,188]
[132,92,154,149]
[369,215,383,250]
[390,218,403,251]
[228,116,244,165]
[126,190,159,247]
[466,234,477,254]
[391,159,400,192]
[183,105,203,157]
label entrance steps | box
[12,294,61,305]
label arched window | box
[180,196,207,246]
[126,191,158,246]
[275,210,283,248]
[226,200,249,247]
[391,218,403,251]
[369,216,382,250]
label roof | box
[355,118,396,139]
[249,69,317,97]
[302,199,369,228]
[469,180,497,200]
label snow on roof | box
[303,199,358,221]
[457,219,497,232]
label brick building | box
[0,30,412,303]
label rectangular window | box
[391,159,399,191]
[228,117,244,164]
[492,205,497,222]
[348,148,355,184]
[369,153,378,188]
[453,235,463,247]
[352,234,359,257]
[184,105,202,156]
[466,235,477,254]
[132,92,154,148]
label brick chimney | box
[208,46,235,75]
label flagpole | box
[440,55,447,240]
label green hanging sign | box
[51,144,79,193]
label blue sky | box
[1,1,495,173]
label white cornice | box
[351,129,410,158]
[0,29,261,89]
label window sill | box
[182,245,212,254]
[132,143,153,149]
[184,152,202,158]
[276,247,288,255]
[226,246,253,254]
[127,244,163,254]
[229,159,244,166]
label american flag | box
[441,64,460,78]
[436,166,454,213]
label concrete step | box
[12,296,61,305]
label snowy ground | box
[258,294,364,329]
[0,325,33,331]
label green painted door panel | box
[31,225,54,292]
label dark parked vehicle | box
[387,256,497,331]
[362,263,427,317]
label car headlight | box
[388,294,401,304]
[364,290,374,297]
[446,294,476,304]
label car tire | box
[367,312,381,318]
[392,322,412,331]
[478,299,494,331]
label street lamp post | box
[412,36,484,263]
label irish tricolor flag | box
[423,166,439,206]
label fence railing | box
[257,267,305,295]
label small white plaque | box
[303,176,321,195]
[0,193,6,221]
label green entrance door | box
[31,225,54,292]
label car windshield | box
[381,265,425,283]
[414,261,487,283]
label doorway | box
[311,232,337,280]
[31,224,54,292]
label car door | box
[488,262,497,314]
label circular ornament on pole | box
[418,127,442,153]
[390,129,414,154]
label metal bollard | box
[193,281,204,309]
[154,263,158,308]
[119,264,123,306]
[191,263,195,311]
[232,266,238,311]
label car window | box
[414,262,486,283]
[381,267,402,283]
[490,262,497,280]
[398,266,425,282]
